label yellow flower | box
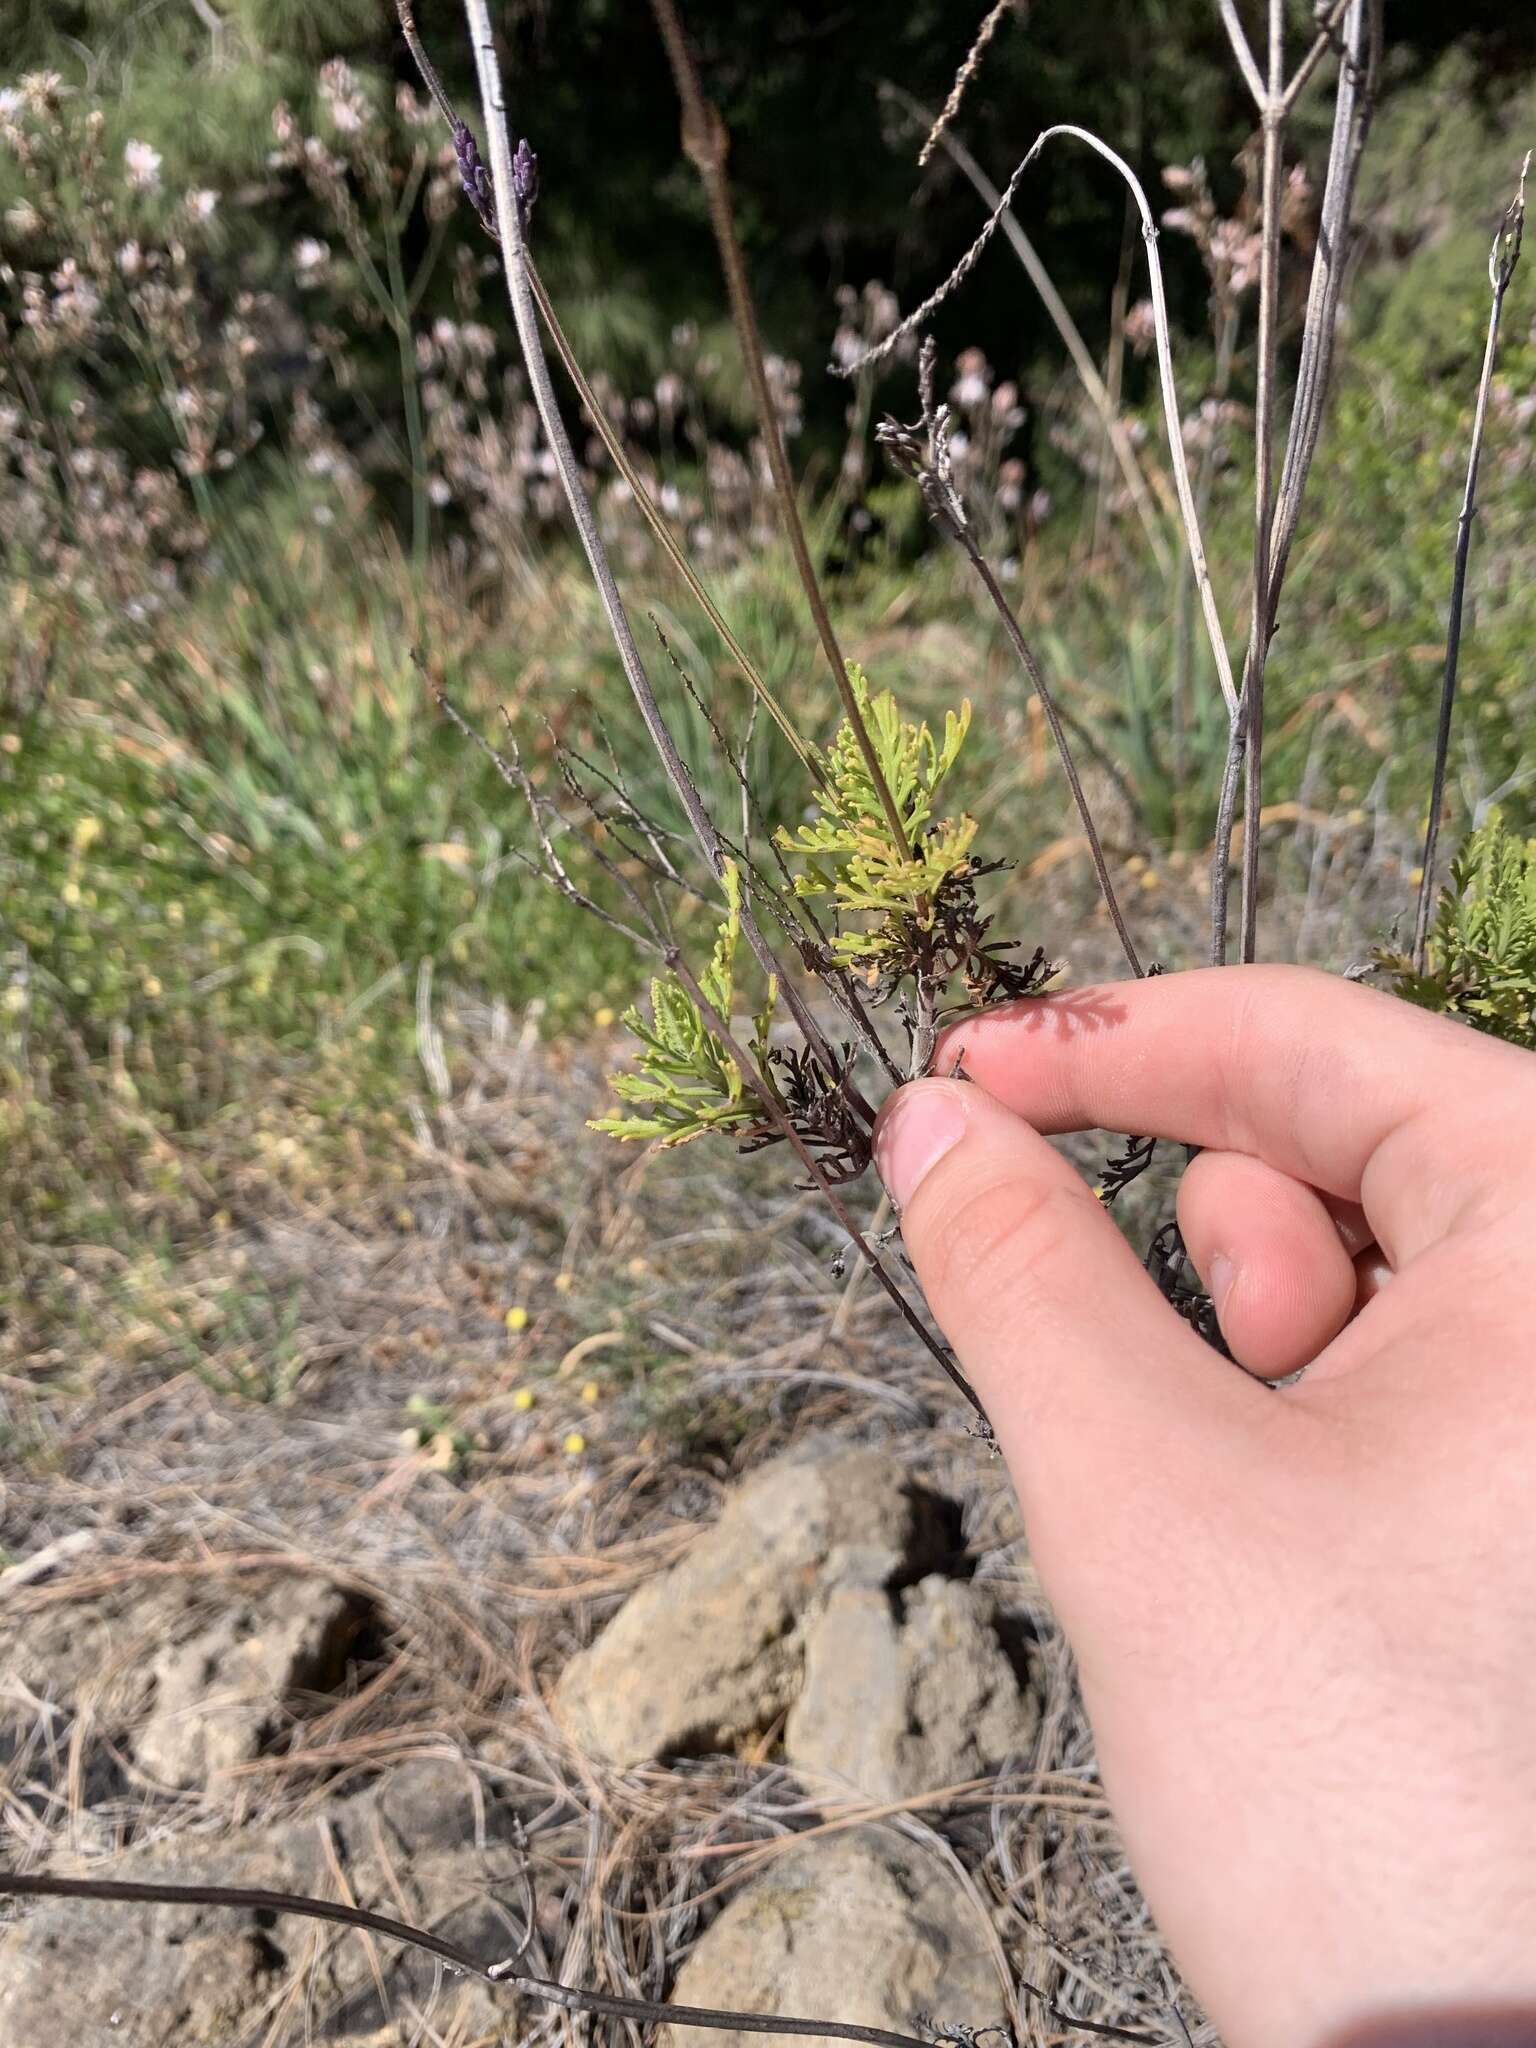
[580,1380,600,1404]
[60,880,82,907]
[593,1006,616,1029]
[554,1271,574,1295]
[72,816,102,854]
[562,1430,586,1456]
[512,1387,535,1411]
[504,1305,529,1333]
[142,975,162,998]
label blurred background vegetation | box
[2,0,1535,1365]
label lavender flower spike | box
[452,120,537,237]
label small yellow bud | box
[562,1430,587,1456]
[72,816,102,854]
[60,880,82,907]
[505,1305,529,1333]
[580,1380,600,1404]
[512,1387,535,1411]
[554,1271,574,1295]
[593,1006,616,1029]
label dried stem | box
[1412,152,1531,971]
[1209,0,1381,966]
[879,82,1176,578]
[664,953,987,1422]
[959,538,1144,979]
[844,124,1240,718]
[1236,0,1287,964]
[648,0,914,863]
[0,1871,1162,2044]
[918,0,1020,169]
[454,0,858,1113]
[524,261,823,786]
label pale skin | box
[872,966,1536,2048]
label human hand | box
[873,966,1536,2048]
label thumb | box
[875,1078,1263,1518]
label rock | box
[0,1757,516,2047]
[786,1577,1037,1801]
[134,1578,368,1791]
[556,1446,956,1766]
[660,1829,1005,2048]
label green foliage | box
[1382,810,1536,1050]
[777,663,976,965]
[590,862,776,1147]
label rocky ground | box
[3,834,1417,2048]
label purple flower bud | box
[512,138,539,224]
[452,120,496,235]
[451,121,539,240]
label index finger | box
[935,965,1531,1262]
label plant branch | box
[664,954,988,1423]
[524,261,823,786]
[1209,0,1381,965]
[1412,152,1530,971]
[452,0,859,1116]
[0,1871,1162,2044]
[879,82,1175,577]
[1236,0,1286,964]
[844,125,1240,717]
[648,0,914,863]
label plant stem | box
[881,82,1174,577]
[667,952,987,1421]
[1208,0,1381,966]
[457,0,856,1112]
[1236,0,1286,964]
[955,532,1143,978]
[648,0,914,863]
[1412,154,1530,972]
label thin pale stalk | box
[458,0,855,1110]
[1412,157,1530,970]
[0,1873,1158,2045]
[881,83,1175,576]
[1210,0,1381,964]
[1022,127,1239,716]
[665,953,988,1423]
[525,263,823,785]
[649,0,914,861]
[1236,0,1287,964]
[955,531,1143,978]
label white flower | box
[124,138,163,191]
[293,237,330,276]
[187,189,219,220]
[117,241,142,276]
[4,201,40,235]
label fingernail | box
[1208,1252,1236,1313]
[875,1086,970,1208]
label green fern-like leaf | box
[589,862,778,1146]
[1381,808,1536,1050]
[776,663,976,966]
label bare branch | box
[879,82,1175,579]
[454,0,858,1113]
[917,0,1020,168]
[648,0,914,864]
[1215,0,1267,110]
[1412,152,1531,971]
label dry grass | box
[0,819,1419,2047]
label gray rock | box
[786,1576,1038,1801]
[134,1578,367,1791]
[556,1446,954,1765]
[0,1757,515,2047]
[660,1829,1005,2048]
